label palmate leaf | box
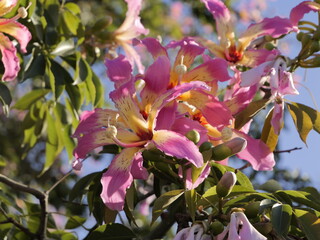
[286,101,320,144]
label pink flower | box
[217,211,267,240]
[290,1,320,29]
[113,0,149,73]
[199,0,293,67]
[174,224,211,240]
[0,0,31,81]
[241,57,299,134]
[73,56,208,210]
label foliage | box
[0,0,320,239]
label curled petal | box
[271,103,284,135]
[239,17,294,51]
[100,147,140,211]
[130,152,148,179]
[0,0,18,17]
[184,58,230,83]
[154,102,177,130]
[290,1,320,27]
[240,61,273,87]
[152,130,203,167]
[185,163,211,190]
[0,21,31,53]
[73,108,119,138]
[241,49,279,68]
[141,37,168,59]
[115,0,149,38]
[235,131,275,171]
[73,128,114,159]
[121,42,145,74]
[0,33,19,82]
[105,55,133,88]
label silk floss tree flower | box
[216,211,267,240]
[111,0,149,73]
[198,0,294,67]
[72,54,210,211]
[0,0,31,81]
[240,57,299,135]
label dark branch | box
[0,206,36,238]
[274,147,302,154]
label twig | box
[0,174,48,240]
[46,170,72,194]
[237,163,251,171]
[274,147,302,154]
[0,206,36,237]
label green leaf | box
[235,99,271,130]
[294,209,320,240]
[286,102,314,144]
[92,72,104,107]
[23,49,46,80]
[261,108,279,151]
[69,172,101,202]
[271,203,292,236]
[42,108,59,174]
[152,189,184,224]
[258,179,283,193]
[61,4,80,35]
[51,39,75,57]
[0,82,12,116]
[86,223,136,240]
[275,190,320,211]
[13,89,50,110]
[185,189,198,222]
[65,216,86,229]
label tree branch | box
[0,174,48,240]
[0,206,36,238]
[274,147,302,154]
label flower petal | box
[185,163,211,189]
[0,0,18,17]
[167,37,205,87]
[183,58,230,83]
[152,130,203,167]
[171,116,209,145]
[147,81,210,131]
[290,1,320,28]
[241,48,279,68]
[234,212,267,240]
[73,128,114,159]
[105,55,133,88]
[73,108,119,138]
[100,147,140,210]
[236,131,275,171]
[130,151,148,179]
[110,80,149,136]
[0,33,19,82]
[154,101,177,130]
[0,21,31,53]
[140,55,171,111]
[181,90,233,127]
[239,17,294,51]
[271,103,284,135]
[141,37,168,59]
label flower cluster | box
[72,0,320,238]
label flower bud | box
[186,129,200,144]
[310,41,320,53]
[301,34,312,46]
[72,159,83,171]
[199,142,213,152]
[142,149,164,162]
[313,27,320,40]
[296,32,304,42]
[209,220,224,236]
[92,17,113,32]
[216,171,237,198]
[212,137,247,161]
